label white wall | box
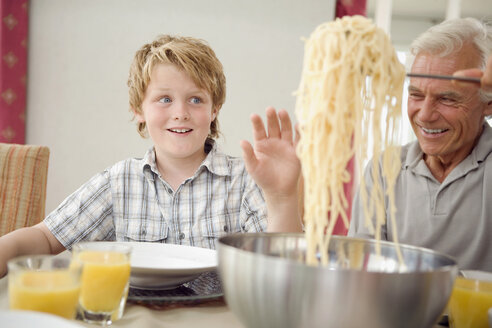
[26,0,336,213]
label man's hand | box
[453,54,492,93]
[483,54,492,93]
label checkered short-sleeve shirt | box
[44,143,267,249]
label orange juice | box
[448,277,492,328]
[9,270,80,319]
[77,250,131,313]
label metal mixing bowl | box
[217,233,458,328]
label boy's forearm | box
[0,225,60,277]
[265,193,303,232]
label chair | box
[0,143,50,236]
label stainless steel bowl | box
[217,233,458,328]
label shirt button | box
[179,232,185,240]
[223,225,228,232]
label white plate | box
[460,270,492,282]
[0,310,84,328]
[118,242,217,290]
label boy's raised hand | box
[241,107,302,232]
[240,107,300,197]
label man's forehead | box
[411,46,481,74]
[412,54,451,74]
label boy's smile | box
[168,128,192,134]
[137,63,217,176]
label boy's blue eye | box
[159,97,171,103]
[191,97,201,104]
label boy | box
[0,35,302,277]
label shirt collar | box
[473,122,492,162]
[140,139,232,179]
[404,141,423,169]
[198,140,232,177]
[141,147,158,180]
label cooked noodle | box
[295,15,405,265]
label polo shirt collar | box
[474,122,492,163]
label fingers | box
[453,54,492,93]
[453,68,483,78]
[251,106,295,143]
[452,68,483,88]
[482,55,492,93]
[240,140,257,173]
[278,109,293,143]
[250,113,267,143]
[294,122,301,147]
[266,106,281,139]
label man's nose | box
[418,97,439,122]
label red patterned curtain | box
[332,0,366,236]
[0,0,28,144]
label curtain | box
[336,0,367,17]
[0,0,28,144]
[332,0,366,235]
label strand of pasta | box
[295,16,405,266]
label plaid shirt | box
[44,143,267,249]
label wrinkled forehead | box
[411,45,482,75]
[408,55,482,99]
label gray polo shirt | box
[349,123,492,271]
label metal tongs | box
[406,73,481,84]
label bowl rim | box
[218,232,458,274]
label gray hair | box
[410,17,492,103]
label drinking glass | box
[8,255,82,319]
[448,276,492,328]
[72,242,132,326]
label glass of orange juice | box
[72,242,132,326]
[8,255,82,319]
[448,276,492,328]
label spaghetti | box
[295,15,405,265]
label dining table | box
[0,272,453,328]
[0,242,453,328]
[0,273,245,328]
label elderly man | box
[242,18,492,272]
[348,17,492,272]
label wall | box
[26,0,336,213]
